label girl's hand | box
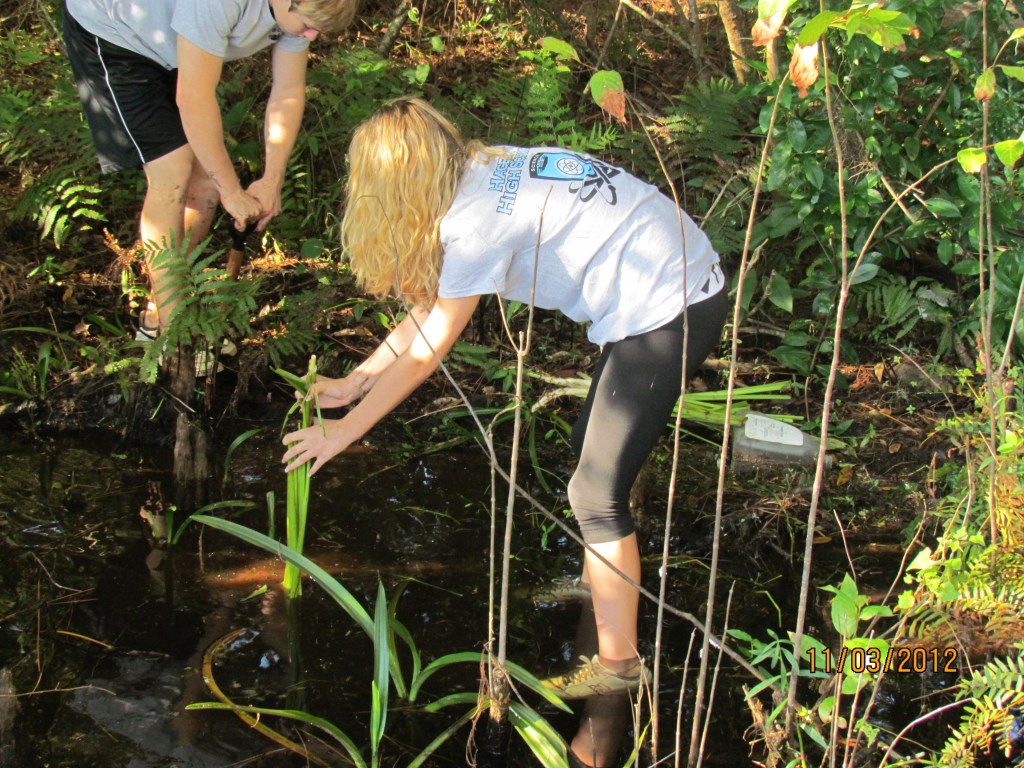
[297,375,369,409]
[282,419,350,476]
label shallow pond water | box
[0,421,956,767]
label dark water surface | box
[0,425,948,767]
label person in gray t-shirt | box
[62,0,355,338]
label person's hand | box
[282,418,351,476]
[221,188,263,230]
[299,374,369,410]
[246,176,283,230]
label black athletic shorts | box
[62,6,189,173]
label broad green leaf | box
[840,671,870,695]
[937,238,954,265]
[300,239,324,259]
[859,605,894,619]
[818,695,837,721]
[845,8,914,49]
[828,574,862,637]
[974,68,996,100]
[923,197,961,218]
[994,139,1024,167]
[588,70,625,122]
[758,0,796,20]
[539,37,579,62]
[998,64,1024,82]
[798,10,841,45]
[956,147,988,174]
[897,590,916,612]
[1010,26,1024,41]
[787,119,807,152]
[849,262,880,286]
[768,272,794,313]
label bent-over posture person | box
[62,0,356,341]
[281,97,728,768]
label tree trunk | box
[717,0,755,84]
[168,346,209,510]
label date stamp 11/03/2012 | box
[806,645,960,675]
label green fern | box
[256,284,337,370]
[904,544,1024,652]
[140,237,260,381]
[654,78,759,257]
[852,272,955,353]
[938,646,1024,766]
[481,43,616,155]
[660,78,757,183]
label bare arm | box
[247,45,309,229]
[175,36,262,226]
[304,305,432,408]
[282,295,480,475]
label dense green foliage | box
[1,1,1022,766]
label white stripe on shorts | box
[94,35,146,166]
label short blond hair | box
[293,0,358,34]
[341,97,480,306]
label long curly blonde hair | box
[341,97,486,306]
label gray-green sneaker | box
[541,655,649,699]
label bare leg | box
[141,149,220,331]
[585,533,641,672]
[141,146,195,330]
[566,591,632,768]
[183,158,219,249]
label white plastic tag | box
[743,413,804,446]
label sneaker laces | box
[560,655,641,686]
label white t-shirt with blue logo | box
[66,0,308,70]
[438,147,725,346]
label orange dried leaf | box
[752,11,785,46]
[837,465,854,487]
[598,89,627,124]
[789,42,820,97]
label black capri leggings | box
[567,286,729,544]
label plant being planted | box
[276,356,320,598]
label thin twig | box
[620,0,696,55]
[688,72,791,768]
[784,30,850,739]
[876,700,966,768]
[694,584,734,768]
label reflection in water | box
[0,428,928,767]
[561,597,634,768]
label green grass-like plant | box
[275,357,319,598]
[190,514,573,766]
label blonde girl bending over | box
[282,96,728,766]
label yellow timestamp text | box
[806,646,960,675]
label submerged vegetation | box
[1,0,1023,766]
